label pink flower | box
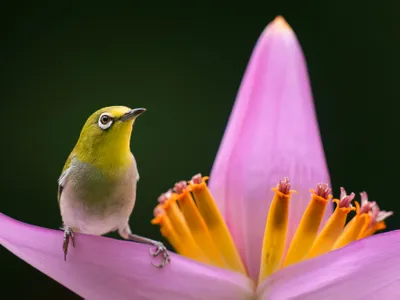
[1,16,398,300]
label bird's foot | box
[62,226,75,261]
[149,241,171,268]
[118,228,171,268]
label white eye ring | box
[98,113,114,130]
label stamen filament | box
[283,184,330,267]
[190,176,247,274]
[333,202,370,249]
[176,185,226,268]
[359,221,386,239]
[358,206,392,239]
[259,178,292,282]
[307,199,354,259]
[163,195,210,263]
[151,211,182,253]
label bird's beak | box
[120,108,146,122]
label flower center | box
[151,174,392,283]
[152,175,246,274]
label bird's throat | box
[75,142,133,176]
[74,125,134,174]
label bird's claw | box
[62,226,75,261]
[149,242,170,268]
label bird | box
[58,106,170,268]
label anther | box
[369,205,393,225]
[359,192,376,214]
[191,173,203,185]
[277,177,291,195]
[158,189,173,204]
[376,210,394,222]
[315,183,332,199]
[174,181,187,194]
[339,187,355,208]
[153,205,165,217]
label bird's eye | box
[100,115,110,124]
[98,113,113,130]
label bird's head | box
[74,106,146,169]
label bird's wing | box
[58,153,75,202]
[135,166,139,181]
[132,154,139,182]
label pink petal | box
[0,213,253,300]
[257,230,400,300]
[209,17,330,280]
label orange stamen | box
[176,188,226,268]
[333,202,370,249]
[162,194,210,263]
[359,221,386,239]
[259,180,292,282]
[151,209,182,254]
[283,186,330,267]
[307,199,354,259]
[190,176,247,274]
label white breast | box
[59,157,138,236]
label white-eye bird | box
[58,106,170,267]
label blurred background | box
[0,2,396,299]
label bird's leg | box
[61,226,75,261]
[119,225,171,268]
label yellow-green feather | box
[57,106,135,202]
[58,152,74,201]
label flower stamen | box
[283,183,331,267]
[359,191,376,214]
[152,175,247,274]
[173,180,226,268]
[333,191,375,249]
[259,177,293,282]
[152,175,393,280]
[151,205,182,254]
[154,191,209,263]
[189,174,247,274]
[307,187,355,259]
[358,204,393,239]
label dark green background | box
[0,2,396,299]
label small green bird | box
[58,106,170,267]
